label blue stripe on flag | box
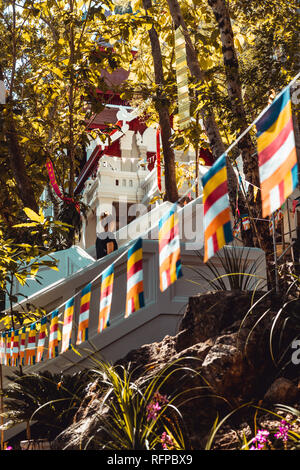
[81,283,91,297]
[256,88,290,137]
[224,221,233,244]
[202,153,226,188]
[128,237,142,257]
[159,203,177,229]
[292,164,299,188]
[102,264,114,280]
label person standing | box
[96,212,118,260]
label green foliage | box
[187,245,267,291]
[81,358,201,450]
[0,369,94,441]
[0,207,73,328]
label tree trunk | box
[166,0,225,159]
[165,0,243,212]
[0,66,39,214]
[207,0,275,285]
[143,0,178,202]
[5,106,39,213]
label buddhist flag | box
[202,153,233,262]
[61,297,74,353]
[242,215,251,231]
[11,329,20,367]
[159,203,183,292]
[156,127,162,192]
[36,317,47,363]
[19,327,26,366]
[233,221,241,239]
[0,332,6,365]
[25,323,37,365]
[98,265,114,333]
[6,330,12,366]
[257,87,298,218]
[48,310,59,359]
[77,284,91,344]
[175,26,190,130]
[125,238,145,318]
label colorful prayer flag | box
[11,329,20,367]
[77,284,91,344]
[233,221,241,238]
[98,266,114,333]
[0,332,6,365]
[202,153,233,262]
[269,207,284,235]
[125,238,145,318]
[158,203,183,292]
[242,215,251,231]
[48,310,59,359]
[6,330,12,366]
[19,327,26,366]
[61,297,74,353]
[175,26,190,130]
[36,317,47,363]
[257,87,298,218]
[25,323,37,365]
[156,127,162,192]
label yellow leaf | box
[51,67,64,79]
[24,207,43,223]
[39,208,45,223]
[49,265,59,271]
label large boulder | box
[53,291,300,450]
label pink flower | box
[146,402,162,421]
[275,420,291,442]
[161,432,175,450]
[250,429,270,449]
[146,392,169,421]
[5,446,12,450]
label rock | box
[201,334,245,398]
[264,378,299,405]
[175,291,258,352]
[53,291,300,450]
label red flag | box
[156,127,162,192]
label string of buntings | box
[26,323,37,365]
[11,329,19,367]
[0,332,5,365]
[98,265,114,333]
[156,127,162,192]
[48,310,59,359]
[36,317,47,363]
[46,159,80,213]
[6,330,11,366]
[202,153,233,262]
[125,238,145,318]
[61,297,75,353]
[158,203,183,292]
[269,207,284,235]
[241,215,251,231]
[232,221,241,239]
[19,327,26,366]
[77,284,91,345]
[1,77,300,366]
[256,87,298,218]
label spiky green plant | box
[187,245,267,292]
[1,369,93,440]
[73,357,208,450]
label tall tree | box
[142,0,178,202]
